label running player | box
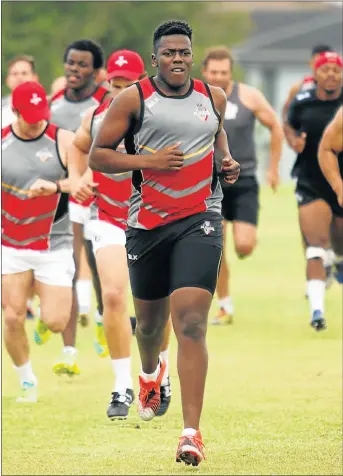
[318,106,343,283]
[2,55,40,319]
[69,49,172,418]
[2,81,75,402]
[50,68,109,97]
[89,21,240,465]
[46,39,110,375]
[287,51,343,330]
[202,46,283,323]
[282,44,334,133]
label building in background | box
[226,2,343,182]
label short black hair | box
[63,40,104,69]
[153,20,192,51]
[311,44,334,56]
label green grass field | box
[2,185,342,476]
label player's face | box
[6,61,37,91]
[315,64,342,93]
[153,35,193,89]
[202,59,232,90]
[16,115,45,137]
[110,77,135,97]
[64,49,97,90]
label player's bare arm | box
[318,106,343,206]
[282,80,303,146]
[210,84,240,185]
[28,129,74,198]
[68,108,98,202]
[249,86,284,191]
[89,85,184,173]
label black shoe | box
[130,316,137,335]
[157,376,171,417]
[26,307,35,320]
[310,310,327,332]
[107,388,134,420]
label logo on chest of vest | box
[194,104,209,122]
[36,147,54,163]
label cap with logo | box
[12,81,50,124]
[107,50,145,82]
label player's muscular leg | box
[171,287,211,430]
[216,221,230,299]
[134,297,170,373]
[161,316,172,352]
[2,271,33,366]
[36,282,73,333]
[84,239,103,315]
[96,245,131,359]
[233,221,257,258]
[299,200,332,279]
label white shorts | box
[85,220,126,255]
[69,202,91,226]
[1,246,75,287]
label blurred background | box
[2,1,343,182]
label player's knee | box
[49,320,66,334]
[4,308,25,332]
[136,315,164,338]
[306,246,327,262]
[102,286,126,312]
[179,311,207,342]
[235,240,256,258]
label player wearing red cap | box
[69,49,173,419]
[2,82,76,402]
[287,51,343,331]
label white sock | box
[218,296,234,315]
[182,428,197,437]
[141,361,160,382]
[63,346,78,356]
[324,249,336,268]
[112,357,132,393]
[14,361,37,386]
[75,280,92,315]
[160,349,169,386]
[307,280,325,314]
[27,299,33,308]
[94,310,103,324]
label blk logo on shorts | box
[295,192,303,204]
[201,221,215,235]
[128,254,138,261]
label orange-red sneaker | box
[138,359,166,421]
[176,430,205,466]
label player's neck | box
[154,75,191,97]
[65,83,97,101]
[12,121,47,140]
[225,81,234,98]
[316,88,341,101]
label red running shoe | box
[176,430,205,466]
[138,359,166,421]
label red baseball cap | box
[107,50,145,81]
[12,81,50,124]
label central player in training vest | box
[89,20,240,466]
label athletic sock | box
[218,296,234,315]
[75,279,92,315]
[307,279,325,314]
[112,357,132,393]
[14,361,37,386]
[182,428,197,437]
[141,361,160,382]
[94,310,103,324]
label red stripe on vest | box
[45,123,58,141]
[1,125,12,140]
[140,77,155,100]
[92,86,109,104]
[193,79,209,97]
[69,196,94,207]
[93,172,132,202]
[50,89,65,103]
[2,215,53,243]
[97,209,127,230]
[143,151,213,192]
[2,236,49,251]
[2,190,59,219]
[94,98,112,117]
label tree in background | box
[2,1,251,94]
